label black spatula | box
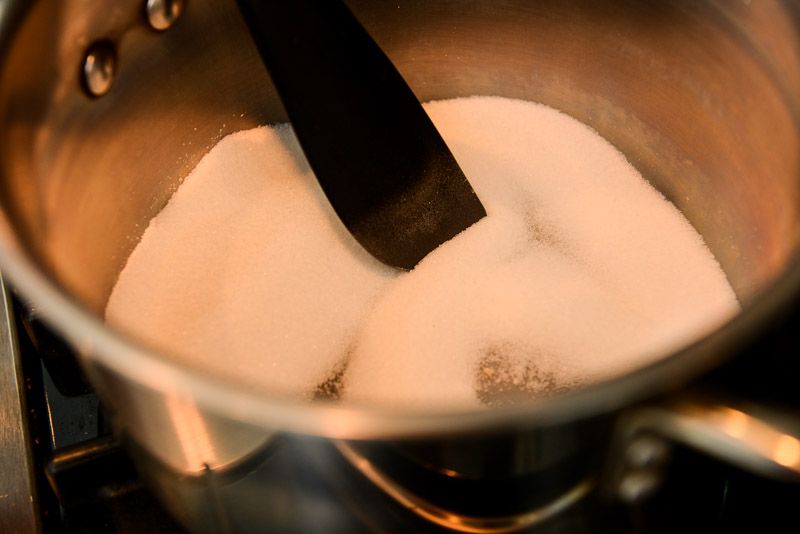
[235,0,486,270]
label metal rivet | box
[625,435,671,469]
[618,470,662,504]
[146,0,185,31]
[82,42,116,98]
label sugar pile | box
[105,96,740,409]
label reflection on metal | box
[336,441,592,533]
[115,379,274,475]
[624,433,671,469]
[145,0,184,32]
[611,399,800,502]
[0,275,39,533]
[164,393,218,473]
[82,41,116,97]
[617,469,663,504]
[774,434,800,468]
[612,432,673,503]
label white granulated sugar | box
[105,96,740,409]
[105,125,395,395]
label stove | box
[2,273,800,533]
[0,278,185,533]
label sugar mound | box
[105,96,740,409]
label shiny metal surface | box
[82,41,116,97]
[609,399,800,502]
[0,274,39,534]
[624,435,671,470]
[1,0,800,530]
[145,0,184,32]
[614,434,672,504]
[90,362,273,473]
[336,441,593,533]
[616,470,662,505]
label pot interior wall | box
[1,0,799,320]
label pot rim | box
[2,217,798,439]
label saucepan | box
[2,0,800,531]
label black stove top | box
[11,294,185,533]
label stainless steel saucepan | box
[2,0,800,531]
